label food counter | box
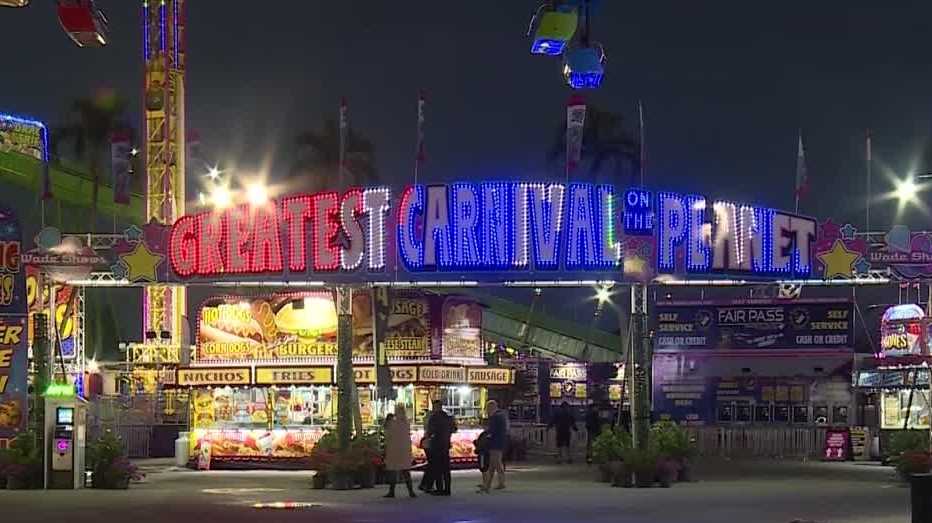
[180,364,513,468]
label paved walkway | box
[0,459,910,523]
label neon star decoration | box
[120,241,165,282]
[817,239,861,278]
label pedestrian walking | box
[474,429,490,478]
[418,415,435,493]
[549,402,577,464]
[585,404,603,464]
[478,400,508,493]
[383,405,416,498]
[425,399,456,495]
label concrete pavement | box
[0,459,910,523]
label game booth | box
[173,290,514,468]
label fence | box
[689,426,828,459]
[511,424,589,457]
[88,393,188,458]
[512,424,828,460]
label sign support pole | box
[629,284,652,450]
[335,287,354,450]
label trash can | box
[911,473,932,523]
[174,432,189,467]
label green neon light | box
[45,383,76,398]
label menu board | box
[849,427,869,461]
[198,293,337,360]
[441,297,483,360]
[353,290,431,358]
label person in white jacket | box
[383,404,417,498]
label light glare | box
[211,186,232,209]
[246,183,269,206]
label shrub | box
[622,445,659,475]
[896,450,932,477]
[889,431,927,459]
[591,427,631,464]
[650,421,696,461]
[351,431,382,468]
[87,431,140,488]
[308,431,338,472]
[6,430,41,488]
[107,457,144,483]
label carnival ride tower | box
[142,0,185,343]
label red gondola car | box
[57,0,109,47]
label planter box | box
[677,461,693,482]
[596,463,612,483]
[330,471,354,490]
[611,463,633,488]
[311,472,327,490]
[356,467,376,489]
[6,476,31,490]
[634,471,654,488]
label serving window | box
[881,390,931,429]
[191,386,336,430]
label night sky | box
[3,2,932,230]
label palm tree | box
[548,105,641,184]
[290,119,379,192]
[290,119,379,448]
[53,90,130,230]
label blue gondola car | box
[563,46,605,89]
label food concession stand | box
[174,290,513,468]
[855,304,931,439]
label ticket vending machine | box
[44,397,87,489]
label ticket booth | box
[44,396,87,489]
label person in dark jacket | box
[479,400,508,493]
[549,402,577,464]
[585,404,603,464]
[424,400,457,495]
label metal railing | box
[689,427,828,459]
[87,394,189,458]
[511,424,590,456]
[511,424,829,459]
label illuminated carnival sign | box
[167,183,817,281]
